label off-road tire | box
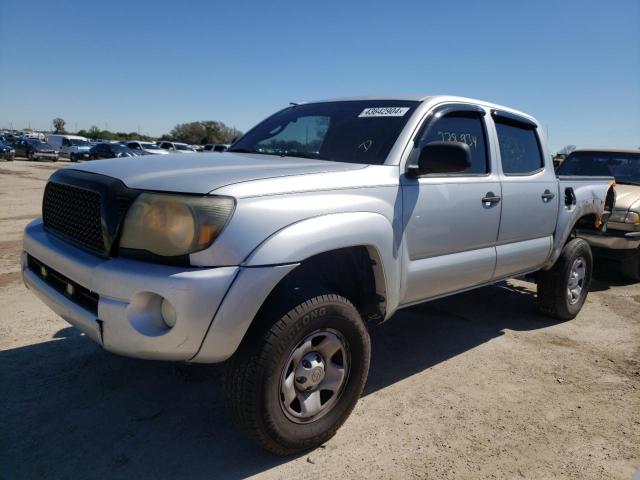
[537,238,593,320]
[224,294,370,455]
[620,253,640,281]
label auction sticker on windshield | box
[358,107,410,117]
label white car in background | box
[157,141,197,154]
[47,134,92,162]
[125,141,169,155]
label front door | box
[400,104,501,304]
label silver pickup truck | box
[22,95,615,454]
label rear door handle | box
[482,192,501,206]
[541,190,555,201]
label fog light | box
[161,299,177,328]
[40,266,48,279]
[66,283,75,296]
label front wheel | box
[69,153,77,162]
[537,238,593,320]
[224,294,370,455]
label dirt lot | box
[0,159,638,479]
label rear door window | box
[495,121,543,175]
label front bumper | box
[578,229,640,250]
[22,218,298,362]
[34,152,58,160]
[22,218,238,361]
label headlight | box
[119,193,234,257]
[609,208,628,223]
[625,211,640,224]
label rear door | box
[400,103,502,304]
[491,110,558,277]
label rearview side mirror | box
[408,141,472,176]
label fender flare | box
[243,211,401,316]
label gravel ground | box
[1,159,639,479]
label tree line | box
[51,117,242,145]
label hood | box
[73,145,91,151]
[68,152,367,194]
[613,183,640,212]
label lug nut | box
[296,376,307,383]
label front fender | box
[244,212,401,316]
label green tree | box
[52,117,66,134]
[89,125,101,139]
[164,120,242,145]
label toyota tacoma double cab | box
[22,95,615,454]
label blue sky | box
[1,0,638,152]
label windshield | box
[112,144,133,153]
[140,142,159,149]
[229,100,419,164]
[70,139,90,146]
[557,151,640,185]
[175,144,192,151]
[27,140,50,148]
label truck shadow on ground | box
[589,258,638,292]
[1,280,559,480]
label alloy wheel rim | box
[567,257,586,305]
[279,328,349,424]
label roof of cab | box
[308,94,538,124]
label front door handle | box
[482,192,501,206]
[541,190,555,201]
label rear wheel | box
[69,153,77,162]
[537,238,593,320]
[224,294,370,455]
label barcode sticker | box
[358,107,410,118]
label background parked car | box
[88,143,138,160]
[0,140,15,161]
[124,141,168,155]
[203,143,230,152]
[46,135,92,161]
[557,148,640,280]
[157,141,197,153]
[12,138,58,161]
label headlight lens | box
[119,193,234,257]
[625,211,640,224]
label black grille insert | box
[27,255,99,315]
[43,182,105,253]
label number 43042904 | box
[437,131,477,149]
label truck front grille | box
[42,182,105,254]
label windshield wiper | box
[227,148,255,154]
[279,152,322,160]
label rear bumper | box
[22,219,238,361]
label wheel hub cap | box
[295,353,325,390]
[279,329,349,424]
[567,257,586,305]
